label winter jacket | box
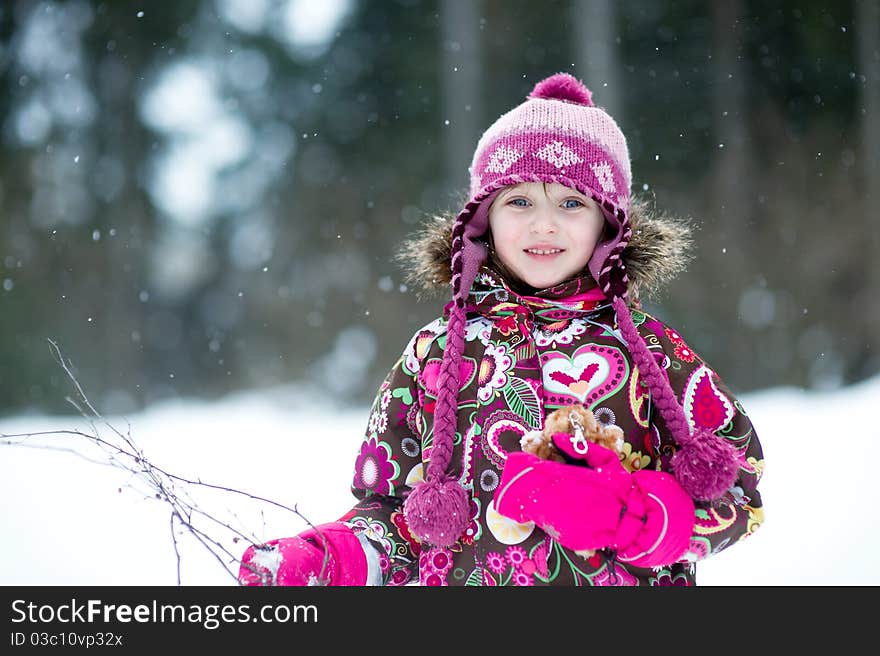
[341,198,764,586]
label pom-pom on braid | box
[528,72,594,106]
[402,215,474,548]
[402,297,471,548]
[611,296,740,501]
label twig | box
[1,339,324,585]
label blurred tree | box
[440,0,483,192]
[0,1,197,412]
[0,0,876,417]
[572,0,622,119]
[856,0,879,379]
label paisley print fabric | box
[346,267,765,586]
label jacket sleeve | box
[342,319,445,585]
[637,309,765,563]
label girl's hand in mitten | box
[238,522,368,586]
[493,444,696,568]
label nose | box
[529,207,558,234]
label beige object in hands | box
[519,403,625,559]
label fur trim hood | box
[395,194,695,304]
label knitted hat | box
[402,72,740,548]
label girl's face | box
[487,182,606,290]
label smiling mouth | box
[524,248,564,256]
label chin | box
[522,276,564,289]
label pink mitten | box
[238,522,369,586]
[494,444,695,568]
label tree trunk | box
[440,0,483,196]
[571,0,621,120]
[856,0,880,375]
[712,0,751,248]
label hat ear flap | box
[591,206,631,298]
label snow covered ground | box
[2,375,877,586]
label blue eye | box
[563,199,584,209]
[509,198,529,207]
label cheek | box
[572,226,600,247]
[569,225,604,261]
[580,218,606,248]
[489,223,520,254]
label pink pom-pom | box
[402,477,470,548]
[671,429,740,502]
[528,73,593,106]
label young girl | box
[238,72,765,586]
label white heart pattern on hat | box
[540,344,628,405]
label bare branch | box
[2,339,322,585]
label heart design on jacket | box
[419,357,478,397]
[540,344,628,405]
[549,362,599,398]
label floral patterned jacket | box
[341,265,765,586]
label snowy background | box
[3,373,878,586]
[1,2,877,589]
